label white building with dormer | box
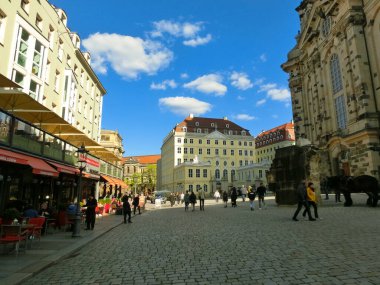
[158,114,256,195]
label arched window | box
[231,170,236,181]
[330,54,343,94]
[321,16,331,37]
[215,169,220,179]
[223,169,228,178]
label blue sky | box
[50,0,300,156]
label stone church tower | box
[282,0,380,180]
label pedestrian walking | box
[302,182,319,219]
[84,195,97,230]
[184,191,190,211]
[180,192,185,204]
[248,189,256,211]
[321,177,329,200]
[222,190,228,208]
[139,193,145,211]
[198,187,205,211]
[189,191,197,211]
[256,183,267,209]
[292,180,315,221]
[241,185,247,202]
[132,194,140,215]
[214,190,220,203]
[122,194,132,224]
[231,187,238,207]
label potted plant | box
[2,208,21,224]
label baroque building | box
[282,0,380,180]
[255,122,296,164]
[158,114,255,195]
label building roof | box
[256,123,294,139]
[122,154,161,165]
[174,115,251,136]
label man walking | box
[122,193,132,224]
[198,187,205,211]
[241,185,247,202]
[256,183,267,209]
[85,195,97,230]
[292,180,315,221]
[248,188,256,211]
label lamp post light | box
[72,144,88,238]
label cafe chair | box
[28,217,46,243]
[0,225,28,256]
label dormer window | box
[21,0,30,14]
[226,124,229,128]
[35,14,43,30]
[195,122,199,126]
[211,123,214,127]
[197,128,202,133]
[241,130,246,136]
[182,127,187,132]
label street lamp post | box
[133,176,137,195]
[72,144,88,238]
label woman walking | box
[303,182,319,219]
[222,190,228,208]
[189,190,197,212]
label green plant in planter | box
[3,208,21,221]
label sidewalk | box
[0,213,125,285]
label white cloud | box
[256,99,266,106]
[272,114,279,119]
[267,88,291,101]
[233,114,255,121]
[151,20,212,47]
[257,83,291,102]
[237,96,245,100]
[152,20,202,38]
[183,34,212,47]
[159,97,212,116]
[150,80,177,90]
[180,73,189,79]
[82,33,173,79]
[260,53,267,62]
[184,74,227,96]
[230,72,253,90]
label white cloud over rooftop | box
[184,74,227,96]
[159,97,212,116]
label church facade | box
[282,0,380,180]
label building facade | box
[255,122,296,164]
[282,0,380,180]
[235,159,271,188]
[122,154,160,192]
[0,0,105,141]
[159,114,255,195]
[0,1,123,213]
[100,130,125,160]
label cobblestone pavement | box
[24,194,380,284]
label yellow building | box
[100,130,125,160]
[159,114,255,195]
[282,0,380,180]
[255,122,295,164]
[0,0,105,142]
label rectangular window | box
[199,148,202,155]
[239,160,243,166]
[190,148,193,154]
[215,149,219,155]
[177,158,181,165]
[177,138,181,143]
[0,9,7,44]
[215,140,218,145]
[190,139,193,144]
[54,70,60,92]
[207,140,210,144]
[188,169,193,178]
[203,169,207,178]
[17,29,29,67]
[230,141,234,146]
[189,185,193,191]
[223,140,226,145]
[177,147,181,154]
[196,169,200,178]
[231,150,234,155]
[244,150,248,156]
[204,185,208,192]
[223,149,227,155]
[250,150,253,156]
[199,139,202,144]
[184,138,187,143]
[184,147,188,154]
[207,149,210,155]
[239,150,242,156]
[32,40,43,77]
[335,95,347,129]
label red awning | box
[100,174,116,185]
[112,177,128,189]
[47,161,79,175]
[0,148,59,177]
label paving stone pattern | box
[24,195,380,284]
